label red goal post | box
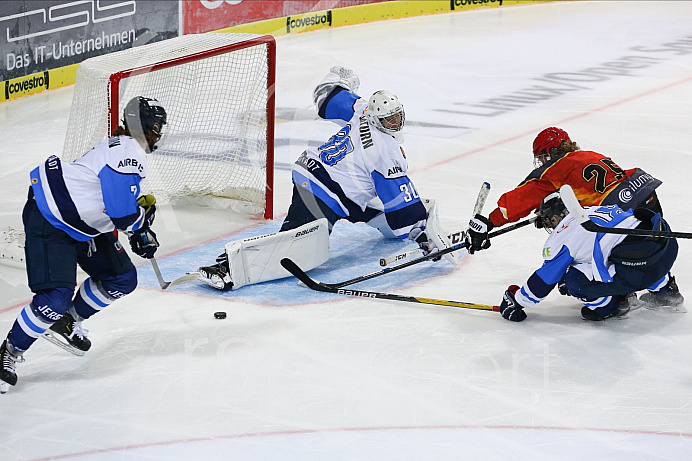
[62,33,275,219]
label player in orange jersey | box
[465,127,682,308]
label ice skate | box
[640,276,684,309]
[198,254,233,291]
[581,293,636,321]
[42,313,91,357]
[1,339,24,394]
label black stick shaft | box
[281,258,499,312]
[331,217,535,289]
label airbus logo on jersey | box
[118,158,144,173]
[388,166,403,176]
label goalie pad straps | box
[225,218,330,289]
[424,200,458,266]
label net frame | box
[62,33,275,219]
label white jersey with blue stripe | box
[30,135,148,242]
[516,205,639,308]
[292,86,426,238]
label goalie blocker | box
[199,218,330,290]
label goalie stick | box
[559,185,692,239]
[380,182,491,266]
[318,216,537,290]
[150,257,199,289]
[281,258,499,312]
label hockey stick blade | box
[167,272,201,288]
[281,258,499,312]
[559,185,588,224]
[473,182,491,216]
[150,257,200,289]
[560,184,692,239]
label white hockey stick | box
[560,184,692,239]
[379,182,490,266]
[150,257,199,289]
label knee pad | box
[73,267,137,320]
[100,266,138,297]
[32,287,74,321]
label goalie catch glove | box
[466,214,493,254]
[312,65,360,106]
[499,285,527,322]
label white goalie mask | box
[366,90,405,143]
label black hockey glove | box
[137,194,156,229]
[499,285,527,322]
[129,228,159,259]
[466,214,493,254]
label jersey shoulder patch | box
[105,136,148,176]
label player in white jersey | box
[498,192,678,322]
[198,66,455,291]
[0,97,167,393]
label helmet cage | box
[538,191,568,232]
[366,90,405,136]
[533,127,570,168]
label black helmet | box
[123,96,167,148]
[538,191,568,231]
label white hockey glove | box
[330,66,360,93]
[312,66,360,106]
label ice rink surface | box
[2,1,692,459]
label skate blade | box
[0,381,10,394]
[642,301,686,313]
[41,331,86,357]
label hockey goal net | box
[62,33,275,219]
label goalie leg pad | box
[425,201,458,266]
[225,218,330,289]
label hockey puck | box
[214,311,227,319]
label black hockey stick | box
[316,216,536,290]
[560,185,692,239]
[380,182,490,266]
[281,258,499,312]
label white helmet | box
[366,90,405,143]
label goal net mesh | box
[62,33,274,217]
